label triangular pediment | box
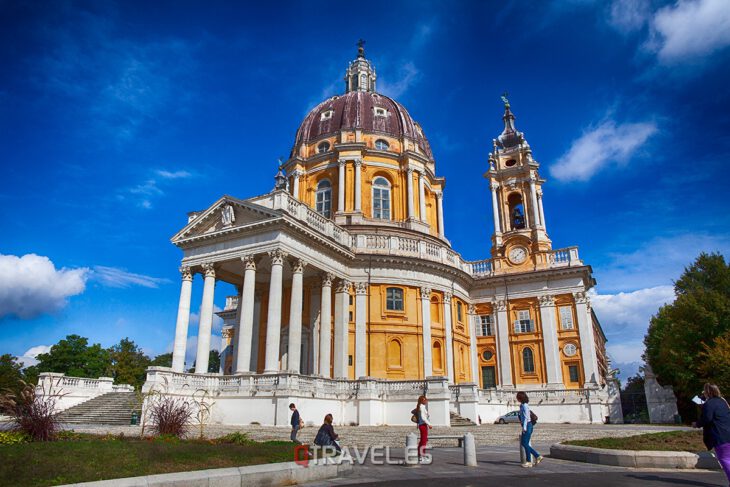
[172,195,281,243]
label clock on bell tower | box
[484,95,552,273]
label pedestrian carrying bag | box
[530,410,538,424]
[410,408,418,423]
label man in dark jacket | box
[289,403,301,444]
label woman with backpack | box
[412,395,432,464]
[693,383,730,482]
[516,391,543,468]
[314,413,341,454]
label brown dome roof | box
[292,91,433,160]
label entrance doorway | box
[481,365,496,389]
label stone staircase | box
[450,411,477,427]
[57,392,139,425]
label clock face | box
[508,246,528,264]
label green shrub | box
[0,431,29,445]
[218,432,253,445]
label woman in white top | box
[517,391,543,467]
[415,395,432,463]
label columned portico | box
[443,292,455,383]
[333,279,351,378]
[195,263,216,374]
[264,249,287,373]
[172,266,193,373]
[235,255,257,374]
[420,287,432,378]
[319,273,334,377]
[286,258,306,373]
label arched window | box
[522,347,535,373]
[361,74,367,90]
[508,193,526,230]
[388,339,402,368]
[317,141,330,154]
[316,180,332,218]
[432,341,443,371]
[386,287,404,311]
[372,176,391,220]
[375,139,389,151]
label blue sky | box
[2,0,729,382]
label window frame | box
[315,179,332,218]
[372,176,391,220]
[568,364,580,383]
[478,315,494,337]
[385,287,404,312]
[513,309,534,334]
[320,110,334,121]
[559,305,574,330]
[522,347,535,374]
[317,141,330,154]
[374,139,390,151]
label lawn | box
[0,433,296,487]
[564,430,705,453]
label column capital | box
[573,291,589,304]
[338,159,348,167]
[467,304,476,315]
[291,169,303,178]
[529,175,537,184]
[268,249,288,265]
[407,167,415,175]
[537,189,543,198]
[241,255,257,271]
[321,272,335,287]
[435,190,443,200]
[490,181,500,191]
[420,287,432,300]
[201,263,216,278]
[443,291,452,303]
[179,266,193,281]
[289,257,307,274]
[538,294,556,307]
[336,279,352,293]
[496,299,507,312]
[354,159,363,168]
[354,282,368,295]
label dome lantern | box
[344,39,377,93]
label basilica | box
[144,45,622,426]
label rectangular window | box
[316,191,331,217]
[568,365,580,383]
[478,315,494,336]
[514,310,534,333]
[349,311,353,322]
[386,287,404,311]
[456,302,463,322]
[349,295,353,305]
[559,306,574,330]
[348,355,353,366]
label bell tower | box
[344,40,377,93]
[485,95,552,272]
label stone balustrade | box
[36,373,134,412]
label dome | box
[292,91,434,161]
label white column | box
[420,287,433,378]
[235,256,256,374]
[230,292,242,373]
[292,171,301,199]
[418,171,427,222]
[354,282,368,378]
[575,292,599,385]
[539,295,563,386]
[195,263,216,374]
[318,273,334,377]
[287,258,306,373]
[333,279,351,378]
[443,293,455,383]
[495,300,513,387]
[529,177,541,229]
[406,168,415,219]
[354,160,362,212]
[537,189,546,229]
[172,266,193,373]
[309,287,321,375]
[250,292,262,372]
[468,305,479,385]
[264,249,287,373]
[436,191,445,238]
[490,181,502,235]
[337,160,346,213]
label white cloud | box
[379,62,421,99]
[0,254,88,320]
[609,0,652,33]
[550,118,657,182]
[91,266,170,289]
[156,169,192,179]
[19,345,52,367]
[189,304,224,333]
[649,0,730,64]
[592,285,675,334]
[119,169,194,209]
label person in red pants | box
[415,395,432,464]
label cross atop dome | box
[345,40,377,93]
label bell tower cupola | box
[485,94,551,272]
[344,40,377,93]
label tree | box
[189,350,221,374]
[108,338,151,390]
[0,354,25,395]
[644,253,730,418]
[150,353,173,367]
[34,335,111,378]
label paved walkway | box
[302,446,727,487]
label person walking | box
[289,403,302,444]
[694,383,730,482]
[314,413,341,454]
[517,391,543,468]
[414,395,432,464]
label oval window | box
[317,141,330,154]
[563,343,577,357]
[505,159,517,167]
[482,350,494,361]
[375,139,389,151]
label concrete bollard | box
[405,432,419,466]
[463,433,477,467]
